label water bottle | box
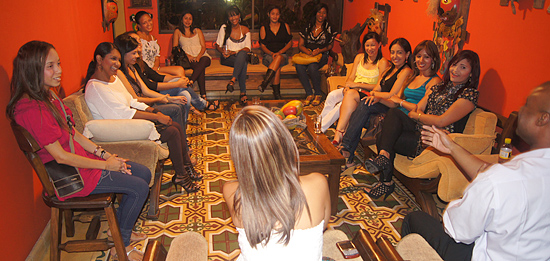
[498,138,512,163]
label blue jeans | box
[294,52,329,96]
[90,162,151,246]
[160,87,206,111]
[153,102,189,132]
[220,50,249,93]
[341,102,389,162]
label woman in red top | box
[6,41,149,260]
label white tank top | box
[178,33,211,58]
[236,220,324,261]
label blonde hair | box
[229,106,310,247]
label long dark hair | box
[114,33,141,88]
[223,5,242,46]
[177,10,198,37]
[264,5,283,26]
[131,11,153,25]
[404,40,440,87]
[6,41,67,130]
[439,49,480,98]
[380,38,412,80]
[83,42,118,91]
[305,3,329,39]
[362,32,383,65]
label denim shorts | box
[262,53,289,67]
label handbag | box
[172,46,192,69]
[292,52,322,65]
[47,90,85,198]
[247,52,260,64]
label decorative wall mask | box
[102,0,118,32]
[428,0,471,74]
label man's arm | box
[421,125,492,180]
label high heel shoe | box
[226,80,235,93]
[185,165,203,181]
[186,80,194,88]
[239,93,248,107]
[303,95,314,106]
[171,175,200,193]
[364,155,391,174]
[364,182,395,200]
[332,129,345,146]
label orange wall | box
[0,1,112,259]
[343,0,550,116]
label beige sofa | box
[63,90,168,219]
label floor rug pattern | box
[100,102,422,261]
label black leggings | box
[376,107,421,182]
[402,211,474,261]
[189,56,211,97]
[159,122,192,178]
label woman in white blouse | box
[214,5,251,106]
[83,42,202,194]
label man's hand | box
[167,95,188,105]
[156,113,172,125]
[421,125,454,154]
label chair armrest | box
[353,229,402,261]
[143,240,167,261]
[449,133,496,155]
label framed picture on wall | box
[130,0,152,8]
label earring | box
[431,62,435,70]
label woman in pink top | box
[6,41,150,260]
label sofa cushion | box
[83,119,160,142]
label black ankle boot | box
[258,69,276,92]
[272,84,282,99]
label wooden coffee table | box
[248,100,346,215]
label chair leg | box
[105,204,128,261]
[64,210,75,237]
[147,162,164,219]
[50,208,62,261]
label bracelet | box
[400,100,404,107]
[418,113,422,121]
[100,149,106,159]
[93,145,102,156]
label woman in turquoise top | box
[340,40,441,168]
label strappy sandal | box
[364,155,391,174]
[185,165,203,181]
[186,80,194,88]
[206,100,220,111]
[303,95,314,106]
[332,129,345,146]
[111,246,144,261]
[312,95,323,106]
[364,182,395,200]
[226,80,235,93]
[171,174,200,193]
[239,93,248,107]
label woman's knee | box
[128,162,152,184]
[200,56,211,66]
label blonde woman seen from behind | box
[223,106,331,261]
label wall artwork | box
[428,0,471,74]
[102,0,119,32]
[130,0,152,8]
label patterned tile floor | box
[61,101,428,261]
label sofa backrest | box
[63,90,92,134]
[463,108,498,136]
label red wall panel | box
[0,1,112,259]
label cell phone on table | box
[336,240,360,259]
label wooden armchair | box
[11,121,129,261]
[363,108,504,218]
[63,90,167,219]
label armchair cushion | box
[83,119,160,142]
[396,234,442,261]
